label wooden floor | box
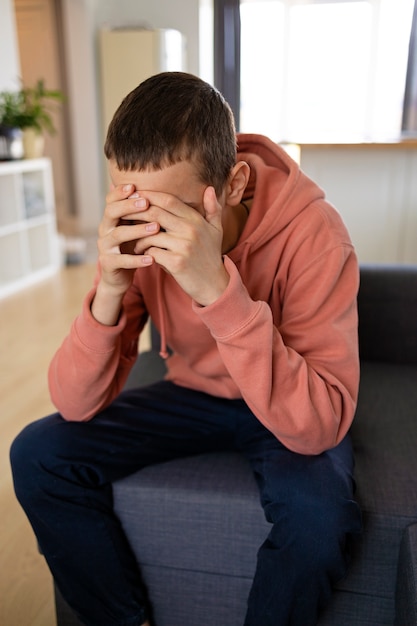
[0,263,96,626]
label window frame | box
[213,0,241,129]
[402,0,417,133]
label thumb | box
[203,186,222,228]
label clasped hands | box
[97,183,230,307]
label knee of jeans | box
[10,416,62,497]
[266,494,361,568]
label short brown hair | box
[104,72,237,195]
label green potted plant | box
[0,79,64,159]
[0,90,24,160]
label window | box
[214,0,415,141]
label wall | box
[300,143,417,265]
[0,0,20,90]
[61,0,201,234]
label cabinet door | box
[0,173,22,227]
[0,231,27,285]
[22,169,50,219]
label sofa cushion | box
[113,451,270,578]
[352,361,417,518]
[358,265,417,365]
[395,522,417,625]
[345,360,417,611]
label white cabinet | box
[99,28,186,137]
[0,158,60,298]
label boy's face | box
[108,159,224,217]
[107,157,249,256]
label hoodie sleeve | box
[48,280,148,422]
[193,249,359,455]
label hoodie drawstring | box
[156,271,169,359]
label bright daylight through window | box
[239,0,415,142]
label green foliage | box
[0,79,64,134]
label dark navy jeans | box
[10,381,361,626]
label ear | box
[224,161,250,207]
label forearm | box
[48,288,139,421]
[194,256,359,454]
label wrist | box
[91,281,126,326]
[195,266,230,307]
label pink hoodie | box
[49,134,359,455]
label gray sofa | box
[54,264,417,626]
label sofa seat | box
[114,451,266,626]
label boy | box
[11,72,362,626]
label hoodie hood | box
[233,133,326,260]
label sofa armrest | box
[395,523,417,625]
[358,265,417,364]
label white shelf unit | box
[0,158,61,298]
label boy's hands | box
[92,183,158,325]
[97,183,156,295]
[132,185,230,306]
[92,183,230,325]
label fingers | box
[99,184,158,266]
[129,189,223,244]
[105,183,135,207]
[101,184,150,234]
[104,186,218,233]
[134,190,202,223]
[100,184,220,264]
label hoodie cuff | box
[73,287,127,353]
[192,256,264,339]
